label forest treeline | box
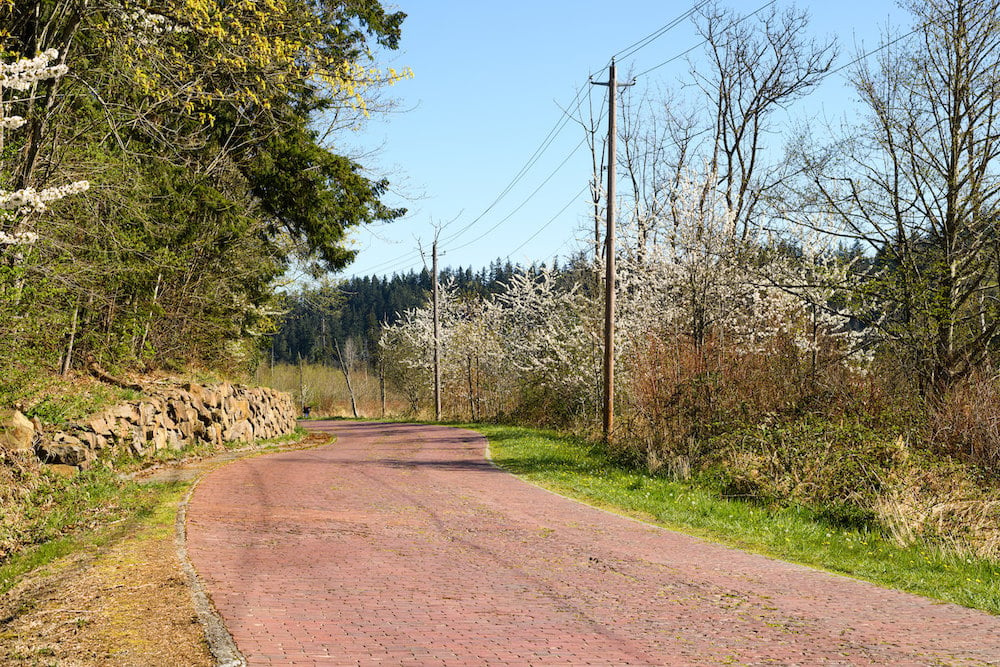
[270,258,586,365]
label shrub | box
[707,417,907,528]
[930,371,1000,469]
[616,325,859,472]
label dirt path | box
[186,421,1000,666]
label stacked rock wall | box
[35,383,298,467]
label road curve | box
[186,421,1000,666]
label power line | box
[347,246,423,277]
[349,94,603,277]
[612,0,712,63]
[442,84,609,257]
[351,0,768,277]
[633,0,780,78]
[342,9,921,280]
[348,84,601,277]
[446,136,589,253]
[406,2,706,257]
[504,185,590,261]
[437,83,592,248]
[432,0,763,264]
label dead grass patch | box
[0,488,212,666]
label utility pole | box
[592,58,632,442]
[432,238,442,422]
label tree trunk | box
[61,302,79,376]
[336,339,359,418]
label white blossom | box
[121,9,186,35]
[1,49,87,254]
[0,49,67,91]
[0,230,38,245]
[380,270,601,420]
[0,116,26,130]
[615,167,863,363]
[0,181,90,213]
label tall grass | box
[254,362,414,419]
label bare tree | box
[618,84,676,264]
[335,339,360,418]
[565,84,607,265]
[614,1,835,264]
[792,0,1000,396]
[694,1,837,238]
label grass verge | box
[473,423,1000,615]
[0,464,165,595]
[1,428,311,596]
[0,479,214,666]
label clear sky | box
[340,0,907,278]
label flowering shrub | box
[380,270,600,425]
[488,271,599,424]
[0,181,90,215]
[1,49,88,247]
[0,49,67,92]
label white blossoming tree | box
[379,268,600,425]
[379,281,462,415]
[612,168,863,469]
[1,49,88,260]
[487,270,600,424]
[1,48,90,381]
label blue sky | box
[341,0,906,278]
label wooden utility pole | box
[297,352,306,415]
[592,59,632,442]
[379,359,387,418]
[603,60,617,443]
[432,239,442,422]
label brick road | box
[185,421,1000,666]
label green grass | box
[0,472,175,596]
[471,423,1000,615]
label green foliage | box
[0,478,184,596]
[0,0,410,382]
[242,96,406,271]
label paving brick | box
[187,421,1000,665]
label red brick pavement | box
[185,421,1000,666]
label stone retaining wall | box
[33,382,297,467]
